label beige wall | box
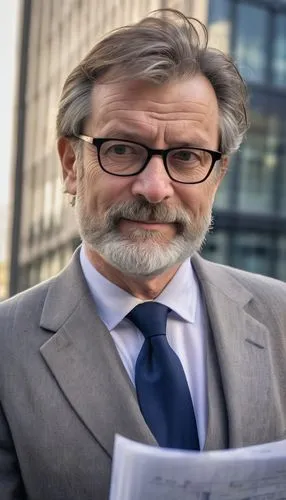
[0,261,8,300]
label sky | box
[0,0,20,261]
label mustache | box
[103,199,192,229]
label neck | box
[84,245,181,300]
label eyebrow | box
[103,130,144,142]
[98,128,210,149]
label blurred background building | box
[8,0,286,296]
[0,261,8,301]
[205,0,286,281]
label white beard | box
[75,196,212,277]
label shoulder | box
[192,254,286,346]
[0,247,84,326]
[217,261,285,290]
[0,276,55,328]
[0,249,89,349]
[0,277,59,381]
[192,253,286,304]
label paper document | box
[110,435,286,500]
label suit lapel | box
[193,255,278,448]
[39,249,278,454]
[40,249,156,457]
[203,324,229,450]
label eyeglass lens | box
[99,140,214,182]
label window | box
[53,176,64,228]
[234,3,268,83]
[28,261,41,288]
[209,1,286,88]
[273,14,286,86]
[277,237,286,282]
[202,231,229,264]
[61,242,75,268]
[232,233,273,276]
[214,155,237,210]
[40,257,51,282]
[50,251,62,276]
[18,266,29,294]
[208,0,230,23]
[32,182,44,242]
[43,178,54,231]
[237,113,280,214]
[280,139,286,215]
[208,0,231,53]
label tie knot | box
[128,302,169,339]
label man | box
[1,9,286,500]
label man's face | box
[62,75,226,277]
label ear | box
[217,155,229,183]
[57,137,78,195]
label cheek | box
[178,183,217,215]
[79,168,97,205]
[80,164,133,212]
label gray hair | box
[56,9,249,155]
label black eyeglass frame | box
[74,134,222,184]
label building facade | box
[8,0,286,295]
[0,262,8,301]
[204,0,286,280]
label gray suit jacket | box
[1,249,286,499]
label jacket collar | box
[40,249,277,452]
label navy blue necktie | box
[128,302,199,450]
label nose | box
[131,156,174,203]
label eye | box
[106,143,137,156]
[172,150,200,162]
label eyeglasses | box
[75,134,222,184]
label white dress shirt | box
[80,247,209,448]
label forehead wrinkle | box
[94,84,213,109]
[97,117,157,141]
[96,119,213,149]
[93,76,218,113]
[93,93,218,145]
[92,78,219,148]
[148,111,210,122]
[96,107,212,127]
[94,89,216,126]
[164,122,212,147]
[96,114,211,137]
[94,114,216,147]
[143,98,212,113]
[97,98,211,114]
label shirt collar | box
[80,247,198,330]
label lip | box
[121,219,172,230]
